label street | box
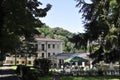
[0,66,20,80]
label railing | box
[60,69,120,76]
[71,70,120,76]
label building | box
[49,52,91,68]
[4,54,36,66]
[4,38,63,65]
[36,38,62,58]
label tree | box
[37,25,82,53]
[0,0,52,61]
[37,25,53,38]
[69,33,89,52]
[74,0,120,64]
[34,58,51,76]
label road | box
[0,66,20,80]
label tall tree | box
[69,33,88,52]
[37,25,82,53]
[0,0,52,61]
[74,0,120,64]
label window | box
[53,53,55,55]
[41,44,45,51]
[59,59,63,65]
[28,61,31,64]
[42,53,44,58]
[34,44,38,51]
[21,55,24,57]
[11,61,13,64]
[48,44,50,48]
[22,61,25,64]
[52,44,55,48]
[48,53,50,57]
[17,61,19,64]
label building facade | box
[4,54,36,66]
[4,38,62,65]
[36,38,62,58]
[49,53,90,68]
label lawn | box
[11,66,17,70]
[2,66,118,80]
[38,76,119,80]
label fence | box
[61,69,120,77]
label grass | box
[10,65,33,70]
[0,66,119,80]
[61,76,119,80]
[11,66,17,70]
[37,76,119,80]
[0,66,2,69]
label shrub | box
[97,69,103,76]
[34,58,51,76]
[16,65,31,80]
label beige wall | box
[4,55,35,66]
[4,38,63,65]
[37,41,62,58]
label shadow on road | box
[0,69,16,75]
[0,68,19,80]
[0,75,19,80]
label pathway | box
[0,66,20,80]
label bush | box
[16,65,50,80]
[16,65,21,75]
[16,65,31,80]
[16,65,30,74]
[97,69,103,76]
[34,58,51,76]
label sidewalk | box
[0,66,20,80]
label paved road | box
[0,66,20,80]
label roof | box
[56,53,73,57]
[35,38,62,42]
[72,52,89,57]
[49,52,90,59]
[64,56,88,62]
[48,53,72,59]
[56,52,89,57]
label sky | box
[39,0,91,33]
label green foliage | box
[34,58,51,76]
[37,25,82,53]
[0,0,52,60]
[37,76,119,80]
[16,65,42,80]
[74,0,120,64]
[16,65,30,78]
[69,33,88,51]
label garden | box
[14,58,119,80]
